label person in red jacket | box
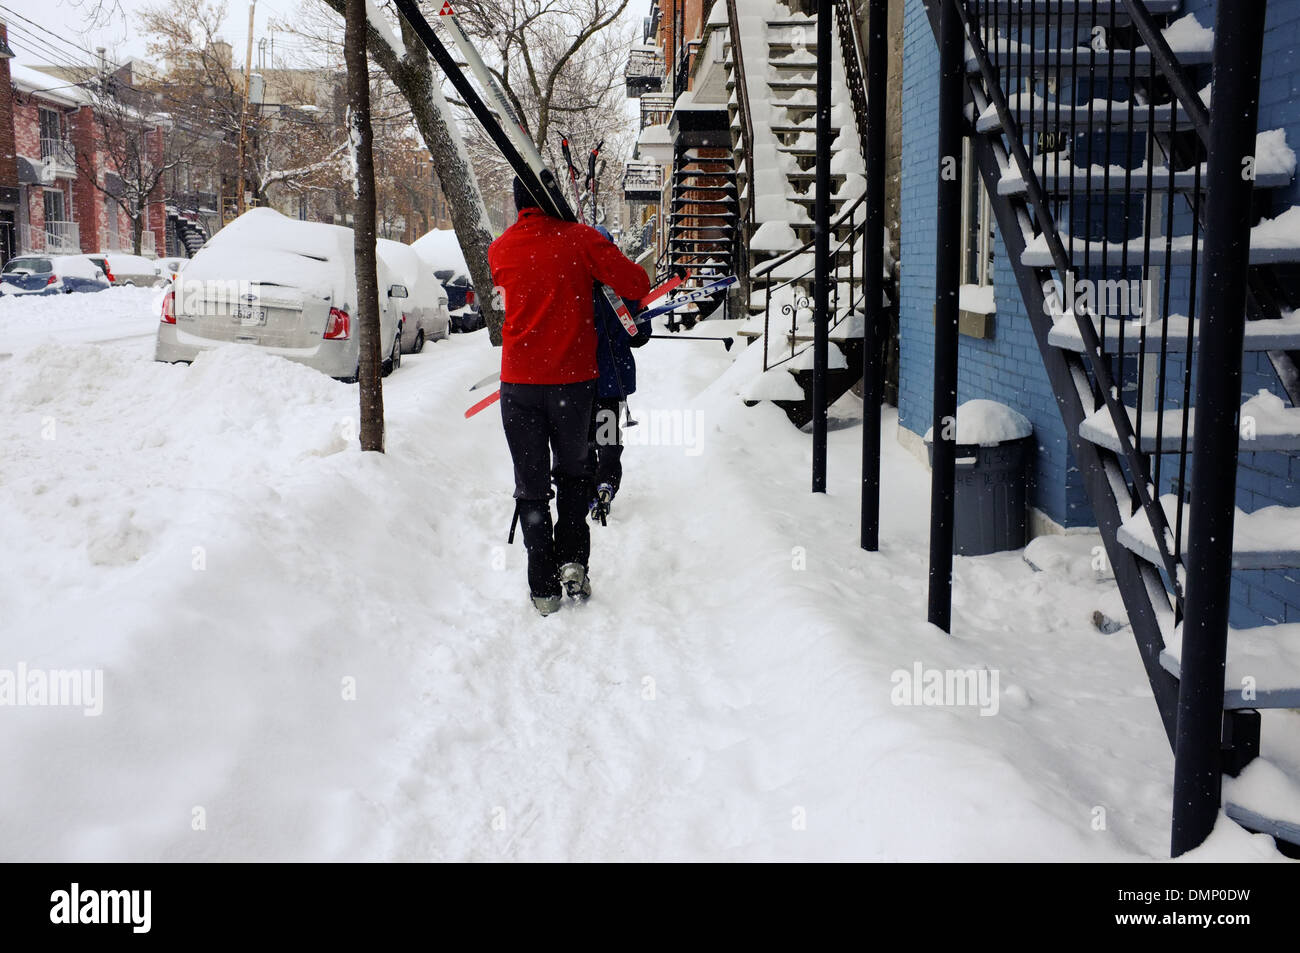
[489,178,650,616]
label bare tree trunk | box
[321,0,505,345]
[345,0,385,452]
[132,213,145,256]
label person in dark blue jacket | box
[589,226,651,522]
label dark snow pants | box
[588,396,625,496]
[500,379,596,598]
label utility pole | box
[236,0,257,216]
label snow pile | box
[960,284,996,315]
[925,399,1033,446]
[0,286,159,356]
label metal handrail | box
[833,0,872,159]
[757,194,871,372]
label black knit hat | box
[513,176,541,212]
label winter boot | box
[531,593,563,617]
[559,562,592,601]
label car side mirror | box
[389,284,409,298]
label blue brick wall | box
[898,0,1091,527]
[898,0,1300,626]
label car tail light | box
[324,307,350,340]
[105,267,115,283]
[46,275,57,286]
[464,289,475,306]
[160,289,175,324]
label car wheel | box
[413,329,425,354]
[382,332,401,377]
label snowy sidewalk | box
[0,289,1286,860]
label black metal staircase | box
[722,0,897,427]
[924,0,1300,855]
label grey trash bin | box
[926,433,1033,557]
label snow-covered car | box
[412,228,483,333]
[159,257,189,284]
[154,207,407,380]
[0,255,110,295]
[92,253,165,287]
[377,238,450,353]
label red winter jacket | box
[489,208,651,385]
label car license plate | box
[235,304,266,326]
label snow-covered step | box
[1047,308,1300,353]
[970,14,1215,72]
[1224,759,1300,848]
[969,46,1214,74]
[1078,391,1300,455]
[672,194,736,204]
[977,94,1194,134]
[764,78,819,93]
[1161,624,1300,710]
[1001,130,1296,195]
[1117,495,1300,570]
[1023,207,1300,267]
[769,123,841,139]
[978,0,1181,14]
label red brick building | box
[0,25,19,263]
[5,58,166,264]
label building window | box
[44,188,66,224]
[106,196,119,249]
[39,108,62,153]
[960,139,994,289]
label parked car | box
[0,255,110,295]
[159,257,189,284]
[92,253,165,287]
[412,228,483,333]
[154,207,406,380]
[376,238,451,353]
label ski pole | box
[647,334,735,350]
[587,140,603,226]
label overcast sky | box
[3,0,653,71]
[4,0,345,69]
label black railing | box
[725,0,758,310]
[950,0,1288,854]
[752,192,872,372]
[833,0,872,161]
[640,92,674,129]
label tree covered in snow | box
[138,0,347,212]
[452,0,638,223]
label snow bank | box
[0,294,1285,861]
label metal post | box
[812,0,832,493]
[861,0,888,550]
[236,0,257,216]
[927,0,962,633]
[1171,0,1267,858]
